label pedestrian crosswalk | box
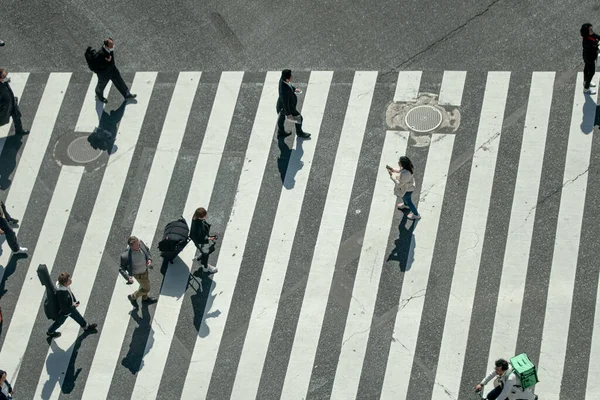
[0,69,598,400]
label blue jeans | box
[48,308,87,333]
[402,191,419,216]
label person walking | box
[120,236,157,307]
[92,38,137,103]
[46,272,97,338]
[387,156,421,220]
[0,370,14,400]
[0,200,27,255]
[581,23,600,94]
[0,68,29,135]
[276,69,310,139]
[190,207,218,274]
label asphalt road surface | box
[0,1,599,400]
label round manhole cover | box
[404,105,443,133]
[67,136,103,163]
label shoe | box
[15,130,29,135]
[591,82,597,87]
[277,131,292,137]
[407,213,421,220]
[584,88,597,95]
[95,95,108,103]
[8,218,19,225]
[297,132,311,139]
[142,297,158,304]
[15,247,28,254]
[0,40,5,47]
[127,294,139,307]
[46,331,61,338]
[202,264,218,274]
[397,203,409,210]
[125,93,137,100]
[84,323,98,331]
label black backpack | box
[84,46,100,73]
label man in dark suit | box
[0,68,29,135]
[93,38,137,103]
[581,23,600,94]
[276,69,310,139]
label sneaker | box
[46,331,61,338]
[397,203,409,210]
[407,213,421,220]
[584,88,597,95]
[202,264,218,274]
[125,93,137,100]
[8,218,19,226]
[127,294,139,307]
[84,323,98,331]
[15,247,28,254]
[591,82,597,87]
[142,297,158,304]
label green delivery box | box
[510,353,539,389]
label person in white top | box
[386,156,420,220]
[476,358,521,400]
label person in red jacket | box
[581,23,600,94]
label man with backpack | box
[85,38,136,103]
[120,236,157,307]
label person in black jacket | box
[0,370,14,400]
[0,68,29,135]
[581,23,600,94]
[276,69,310,139]
[46,272,97,338]
[190,207,218,274]
[0,199,27,255]
[93,38,137,103]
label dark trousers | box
[11,110,23,133]
[277,111,304,135]
[486,385,503,400]
[584,60,596,88]
[1,201,13,222]
[0,217,19,252]
[195,241,215,269]
[95,68,130,99]
[48,308,87,333]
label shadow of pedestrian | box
[39,340,77,399]
[283,137,305,190]
[121,303,153,374]
[277,136,292,185]
[0,252,27,298]
[189,273,220,338]
[581,93,597,134]
[0,134,24,190]
[87,100,128,154]
[54,328,96,394]
[387,212,416,272]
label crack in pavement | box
[398,289,426,311]
[381,0,505,76]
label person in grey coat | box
[120,236,157,307]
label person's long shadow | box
[284,137,305,190]
[189,272,220,338]
[0,134,24,190]
[277,136,292,185]
[88,100,130,155]
[387,211,417,272]
[121,303,153,374]
[56,328,96,394]
[0,250,28,299]
[582,93,597,134]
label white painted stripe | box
[280,71,378,400]
[380,134,455,399]
[230,71,333,399]
[381,70,466,399]
[487,72,554,368]
[32,72,156,399]
[0,73,29,139]
[74,74,111,133]
[180,71,280,400]
[0,73,71,297]
[0,166,82,383]
[394,71,421,102]
[81,71,202,400]
[438,71,467,106]
[432,71,511,400]
[330,130,408,400]
[128,71,243,400]
[537,73,596,399]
